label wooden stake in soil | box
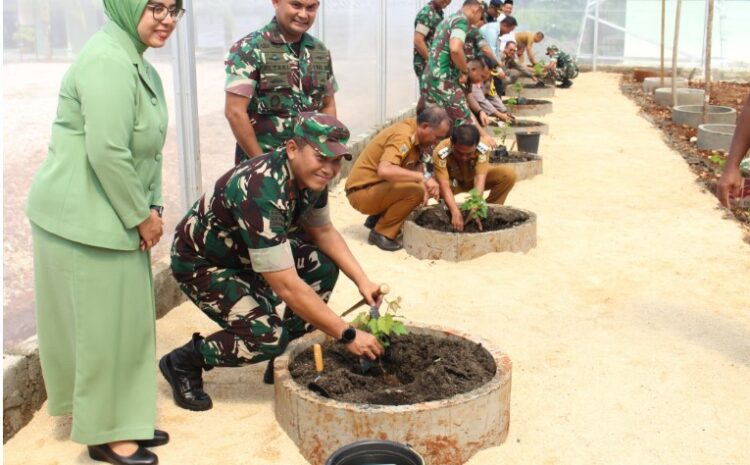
[660,0,666,86]
[702,0,715,124]
[671,0,682,108]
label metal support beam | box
[593,0,600,71]
[171,0,203,211]
[377,0,387,123]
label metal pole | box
[377,0,387,123]
[318,0,326,43]
[671,0,682,108]
[575,0,592,61]
[702,0,714,124]
[660,0,665,86]
[593,0,600,71]
[171,0,203,211]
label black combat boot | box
[159,333,213,411]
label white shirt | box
[498,31,516,54]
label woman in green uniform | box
[26,1,183,464]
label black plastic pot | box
[325,440,424,465]
[516,132,541,154]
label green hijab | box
[102,0,183,54]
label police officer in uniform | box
[433,124,516,231]
[225,0,338,164]
[159,113,384,411]
[345,107,452,251]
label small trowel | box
[307,343,330,398]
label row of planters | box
[270,75,566,465]
[637,72,740,153]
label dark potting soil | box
[511,120,545,128]
[505,98,549,106]
[289,333,496,405]
[490,150,538,163]
[414,204,529,233]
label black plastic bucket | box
[325,440,424,465]
[516,132,541,154]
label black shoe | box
[263,359,275,385]
[159,333,213,411]
[364,214,382,229]
[88,444,157,465]
[560,79,573,88]
[137,430,169,448]
[368,230,402,251]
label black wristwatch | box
[338,325,356,344]
[150,205,163,218]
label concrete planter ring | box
[672,105,736,128]
[507,98,553,117]
[490,150,543,181]
[506,84,555,99]
[654,87,705,107]
[697,124,750,156]
[642,76,687,94]
[274,323,513,465]
[402,204,537,261]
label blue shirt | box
[480,22,500,57]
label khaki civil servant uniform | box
[346,118,426,239]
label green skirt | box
[31,224,156,445]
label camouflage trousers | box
[549,64,578,83]
[420,83,472,126]
[171,235,339,367]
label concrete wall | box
[2,104,417,443]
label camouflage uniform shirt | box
[225,18,338,163]
[421,11,474,125]
[172,148,331,275]
[413,1,445,79]
[464,27,489,62]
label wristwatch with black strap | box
[338,325,356,344]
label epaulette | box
[438,146,451,159]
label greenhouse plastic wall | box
[2,0,748,349]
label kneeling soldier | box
[433,124,516,231]
[346,107,452,251]
[161,113,384,411]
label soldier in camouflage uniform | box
[160,113,384,411]
[545,45,579,88]
[413,0,451,88]
[419,0,488,129]
[225,0,338,164]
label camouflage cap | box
[547,44,559,52]
[293,112,352,160]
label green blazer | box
[27,21,168,251]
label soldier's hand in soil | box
[347,330,384,360]
[137,210,164,251]
[424,177,440,201]
[450,208,464,231]
[717,165,742,208]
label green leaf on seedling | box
[460,189,489,223]
[377,315,393,334]
[391,321,408,336]
[367,318,379,334]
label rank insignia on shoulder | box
[400,144,409,154]
[438,147,451,159]
[269,209,286,234]
[477,142,489,155]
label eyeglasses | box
[146,3,186,22]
